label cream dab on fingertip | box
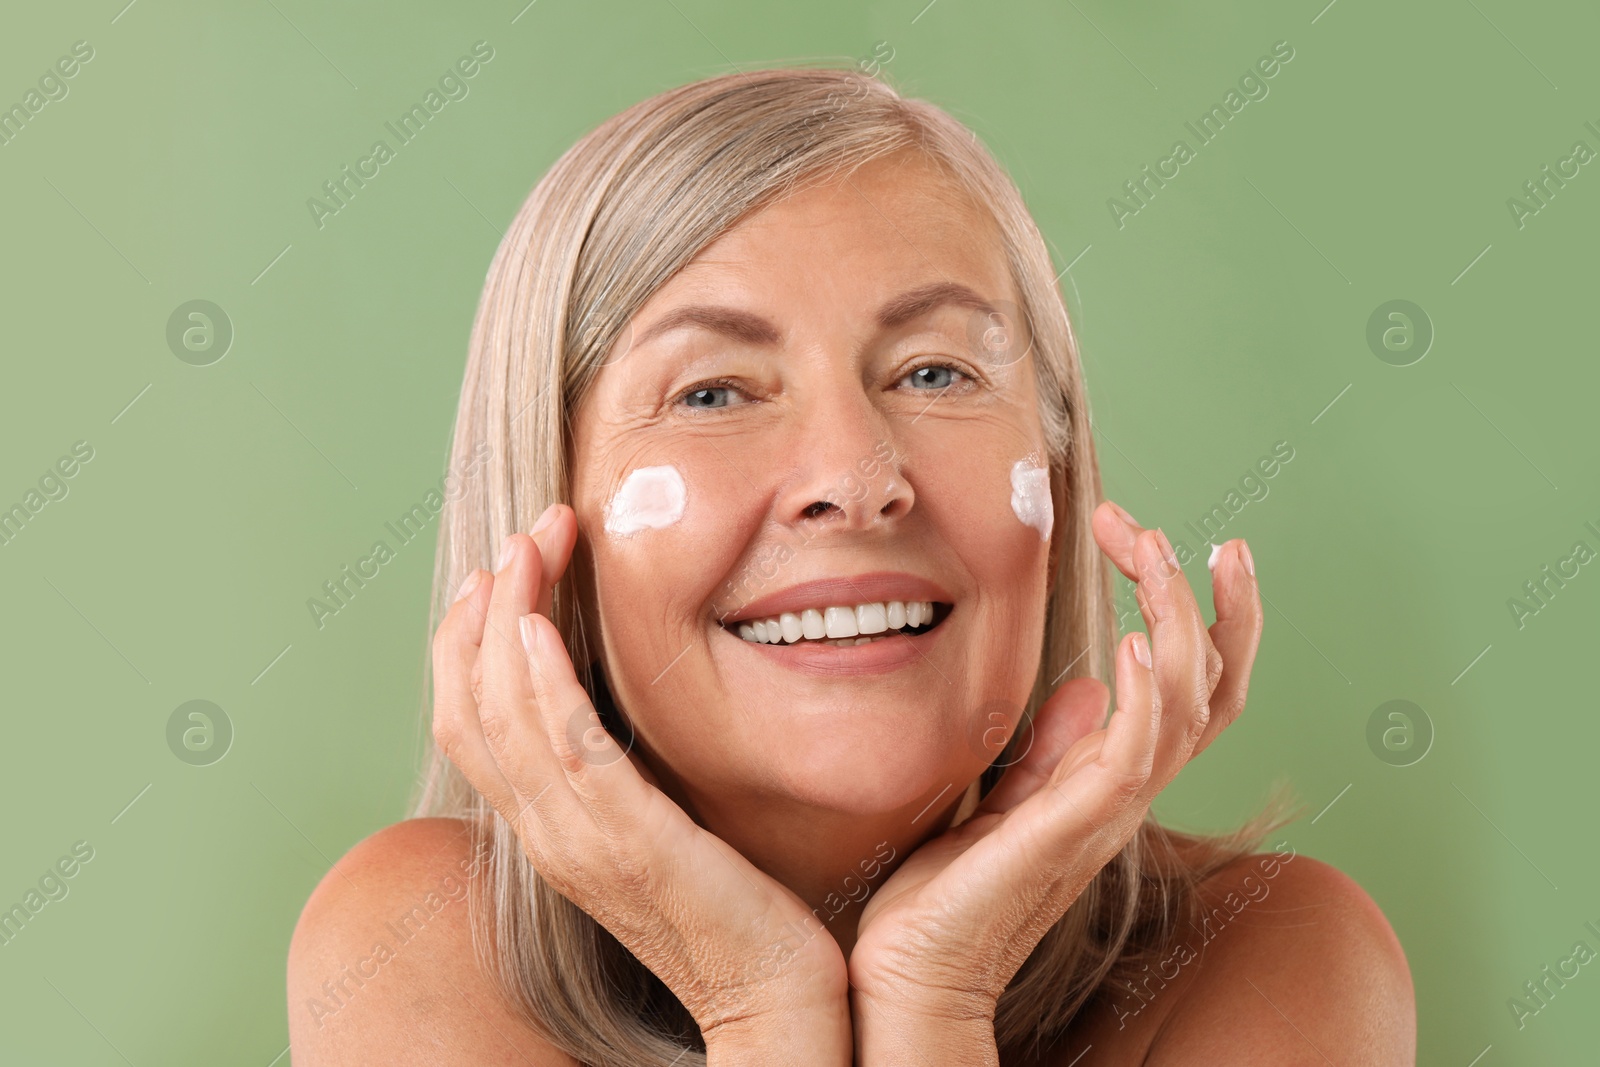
[1010,457,1053,540]
[604,465,686,537]
[1207,542,1224,571]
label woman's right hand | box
[430,503,850,1054]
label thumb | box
[977,676,1110,815]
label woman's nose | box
[775,394,913,533]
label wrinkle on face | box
[565,148,1055,835]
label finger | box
[952,633,1154,912]
[431,570,518,811]
[489,531,540,650]
[520,612,661,831]
[474,503,577,788]
[1091,500,1143,582]
[1197,538,1262,756]
[1095,501,1219,707]
[1042,631,1158,853]
[477,532,564,798]
[527,504,652,786]
[1132,528,1220,781]
[977,677,1108,815]
[449,567,494,649]
[529,504,578,621]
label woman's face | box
[569,151,1056,820]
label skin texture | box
[287,151,1416,1064]
[564,149,1052,966]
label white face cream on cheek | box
[1010,458,1053,540]
[604,465,687,537]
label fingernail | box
[519,614,538,658]
[1131,631,1151,669]
[497,535,517,571]
[531,503,558,537]
[1156,527,1179,571]
[456,569,483,602]
[1109,501,1139,527]
[1239,540,1255,578]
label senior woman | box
[287,66,1415,1065]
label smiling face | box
[568,149,1057,825]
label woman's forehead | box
[703,156,1001,262]
[635,167,1014,326]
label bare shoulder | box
[1048,848,1415,1067]
[287,817,578,1066]
[1140,848,1416,1065]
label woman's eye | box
[901,363,967,390]
[677,380,743,410]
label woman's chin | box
[767,740,977,817]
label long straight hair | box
[411,63,1301,1064]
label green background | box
[2,0,1595,1063]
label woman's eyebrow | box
[635,306,781,348]
[633,282,1000,348]
[875,282,999,330]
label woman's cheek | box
[592,463,699,637]
[916,431,1051,558]
[595,459,753,613]
[602,464,686,536]
[1008,454,1053,541]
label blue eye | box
[677,378,743,410]
[904,363,964,389]
[684,386,731,409]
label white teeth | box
[732,600,938,644]
[856,602,888,634]
[800,608,826,640]
[824,606,859,639]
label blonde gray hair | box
[412,63,1299,1064]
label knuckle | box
[1204,647,1225,694]
[1097,757,1150,803]
[607,852,652,898]
[479,658,523,710]
[431,706,458,751]
[1136,582,1172,621]
[531,857,574,901]
[1216,684,1250,729]
[514,805,558,864]
[551,732,590,777]
[478,703,514,755]
[430,621,459,671]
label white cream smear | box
[1010,459,1053,540]
[604,465,686,537]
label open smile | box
[720,598,953,647]
[714,571,956,676]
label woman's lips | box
[716,571,954,625]
[721,603,951,676]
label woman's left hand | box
[847,501,1264,1035]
